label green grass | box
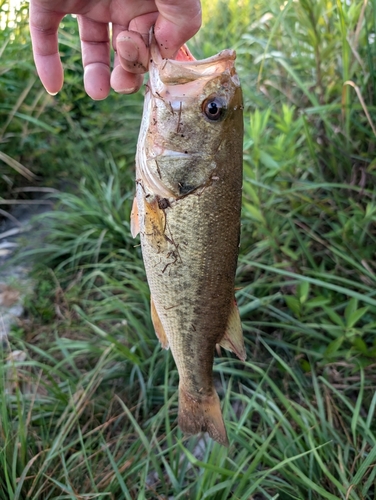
[1,336,376,498]
[1,0,376,498]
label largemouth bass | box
[131,33,245,447]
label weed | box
[1,0,376,498]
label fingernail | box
[115,87,138,95]
[46,90,58,96]
[117,37,139,63]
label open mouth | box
[149,32,237,87]
[174,44,196,63]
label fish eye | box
[202,96,225,121]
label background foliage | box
[1,0,376,498]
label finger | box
[111,23,145,93]
[29,3,64,94]
[113,11,158,76]
[116,30,151,74]
[110,64,144,94]
[77,15,111,100]
[155,0,202,58]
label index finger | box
[154,0,202,58]
[29,3,64,94]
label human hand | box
[29,0,202,100]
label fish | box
[131,32,245,447]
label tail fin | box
[178,385,229,447]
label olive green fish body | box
[132,35,245,446]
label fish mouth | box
[149,29,238,89]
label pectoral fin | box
[130,196,140,238]
[219,300,246,361]
[151,297,169,349]
[144,197,167,253]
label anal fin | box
[151,297,169,349]
[218,299,246,361]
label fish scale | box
[131,31,245,446]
